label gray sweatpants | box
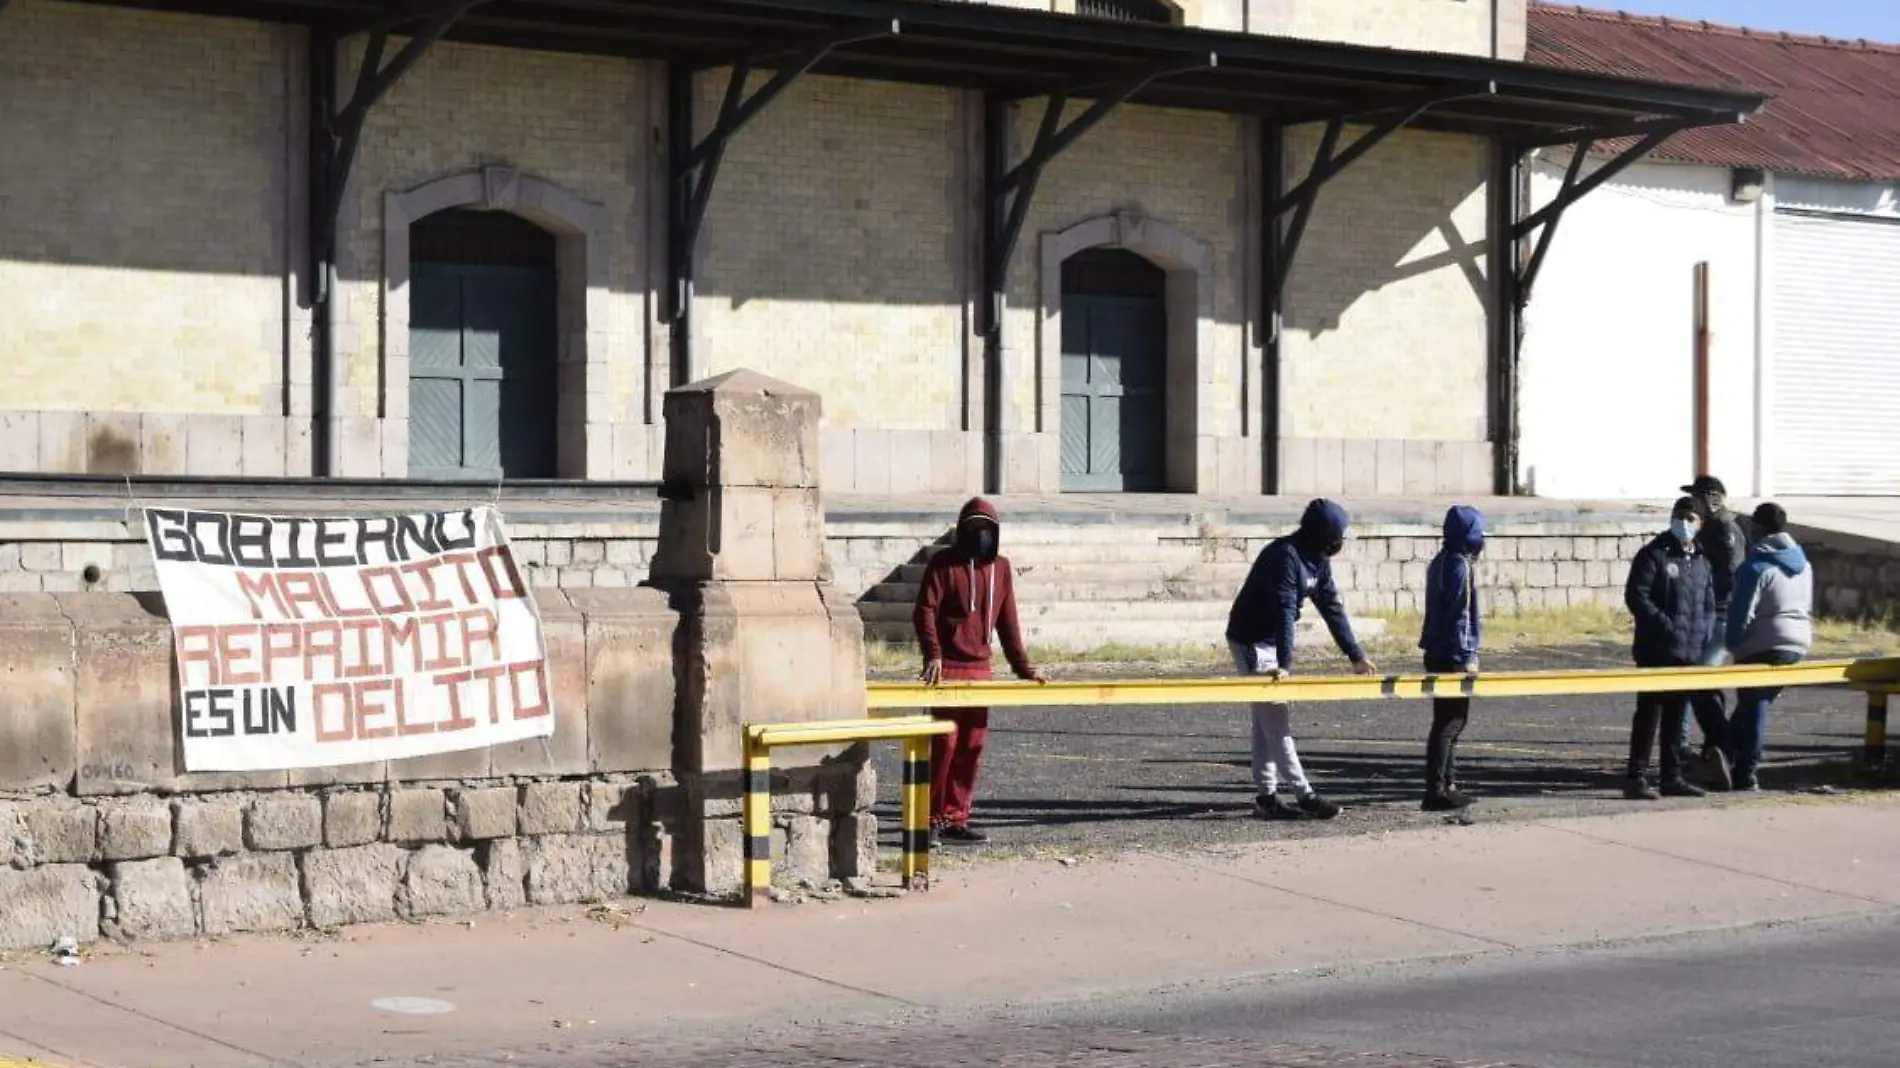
[1229,640,1310,795]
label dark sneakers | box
[1421,789,1475,812]
[1254,792,1304,820]
[1297,791,1342,820]
[1660,778,1708,798]
[938,825,988,845]
[1624,778,1662,801]
[1254,790,1343,821]
[1702,744,1734,792]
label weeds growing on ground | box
[864,604,1900,676]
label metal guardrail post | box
[902,736,932,889]
[743,730,774,907]
[743,717,953,907]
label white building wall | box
[1519,154,1763,499]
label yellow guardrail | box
[742,715,955,907]
[868,656,1900,765]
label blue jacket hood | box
[1442,505,1485,555]
[1754,532,1808,576]
[1298,499,1351,544]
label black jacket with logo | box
[1625,532,1717,667]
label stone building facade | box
[0,0,1748,497]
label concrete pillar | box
[647,369,869,896]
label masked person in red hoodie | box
[913,498,1046,844]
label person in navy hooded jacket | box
[1226,498,1377,820]
[1418,505,1485,812]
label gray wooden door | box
[408,263,557,480]
[1060,266,1167,492]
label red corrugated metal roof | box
[1528,4,1900,181]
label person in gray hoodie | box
[1722,502,1813,791]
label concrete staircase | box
[842,519,1386,652]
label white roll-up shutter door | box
[1771,211,1900,495]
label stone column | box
[647,369,870,896]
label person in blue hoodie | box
[1418,505,1485,812]
[1722,502,1813,791]
[1226,498,1377,820]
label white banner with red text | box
[144,506,554,771]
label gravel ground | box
[868,641,1894,861]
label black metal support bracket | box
[1511,126,1678,300]
[304,0,475,477]
[309,0,478,303]
[1488,140,1524,496]
[1264,82,1495,304]
[665,19,899,328]
[979,53,1216,334]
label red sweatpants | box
[930,661,992,828]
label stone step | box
[918,542,1224,565]
[886,556,1252,584]
[858,577,1243,604]
[864,613,1387,654]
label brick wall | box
[966,0,1528,59]
[336,38,658,479]
[1006,102,1250,493]
[0,0,305,475]
[1277,125,1493,495]
[692,73,979,495]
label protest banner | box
[143,506,554,771]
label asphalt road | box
[869,642,1890,857]
[1078,913,1900,1068]
[383,916,1900,1068]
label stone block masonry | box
[0,771,862,950]
[0,503,1663,626]
[0,368,877,950]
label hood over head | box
[1754,531,1808,576]
[958,497,1000,527]
[1296,499,1351,556]
[956,497,1001,563]
[1442,504,1485,555]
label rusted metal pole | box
[1693,261,1711,475]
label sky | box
[1597,1,1900,43]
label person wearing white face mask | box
[1621,497,1722,801]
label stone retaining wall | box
[0,369,886,951]
[1798,524,1900,624]
[0,585,872,951]
[5,512,1661,614]
[1,770,870,950]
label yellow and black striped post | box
[1866,690,1890,769]
[743,730,773,907]
[901,735,932,889]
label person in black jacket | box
[1622,497,1719,801]
[1226,499,1377,820]
[1677,475,1750,788]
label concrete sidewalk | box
[3,797,1898,1068]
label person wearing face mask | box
[1225,498,1377,820]
[1621,497,1720,801]
[913,497,1045,844]
[1418,505,1486,812]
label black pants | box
[1424,658,1469,795]
[1680,690,1728,751]
[1630,691,1693,781]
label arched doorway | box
[407,207,559,480]
[1059,247,1168,491]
